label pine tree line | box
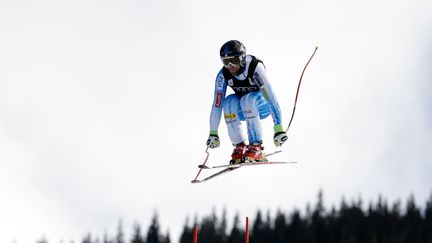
[180,191,432,243]
[37,191,432,243]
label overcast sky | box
[1,0,431,242]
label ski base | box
[191,167,239,183]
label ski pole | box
[286,46,318,133]
[191,147,210,183]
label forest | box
[36,191,432,243]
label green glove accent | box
[274,124,284,133]
[210,130,218,136]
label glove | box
[273,125,288,147]
[206,130,220,149]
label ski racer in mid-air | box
[206,40,288,164]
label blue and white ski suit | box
[209,55,283,144]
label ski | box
[191,150,295,184]
[191,167,239,184]
[197,150,284,169]
[199,160,296,169]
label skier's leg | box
[223,94,246,145]
[239,92,270,144]
[223,94,247,164]
[240,92,271,162]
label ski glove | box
[273,125,288,147]
[206,131,220,149]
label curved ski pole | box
[286,46,318,133]
[191,147,210,183]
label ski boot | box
[244,143,266,163]
[229,142,246,165]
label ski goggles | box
[221,56,241,67]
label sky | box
[0,0,432,242]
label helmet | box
[219,40,246,67]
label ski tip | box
[198,165,209,169]
[191,179,201,184]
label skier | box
[206,40,288,164]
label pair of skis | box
[191,150,296,184]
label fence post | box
[245,217,249,243]
[193,225,198,243]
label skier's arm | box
[208,71,227,141]
[254,63,288,146]
[254,63,283,127]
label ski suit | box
[209,55,283,145]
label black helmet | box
[219,40,247,67]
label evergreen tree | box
[273,210,287,243]
[287,209,308,243]
[401,194,422,243]
[115,220,125,243]
[251,210,264,243]
[217,208,228,243]
[178,217,193,243]
[82,233,93,243]
[366,194,390,243]
[198,210,223,243]
[163,231,171,243]
[310,190,328,243]
[251,210,275,243]
[327,206,339,243]
[227,213,243,243]
[130,223,145,243]
[388,199,402,243]
[424,192,432,243]
[102,231,113,243]
[147,213,164,243]
[339,197,367,243]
